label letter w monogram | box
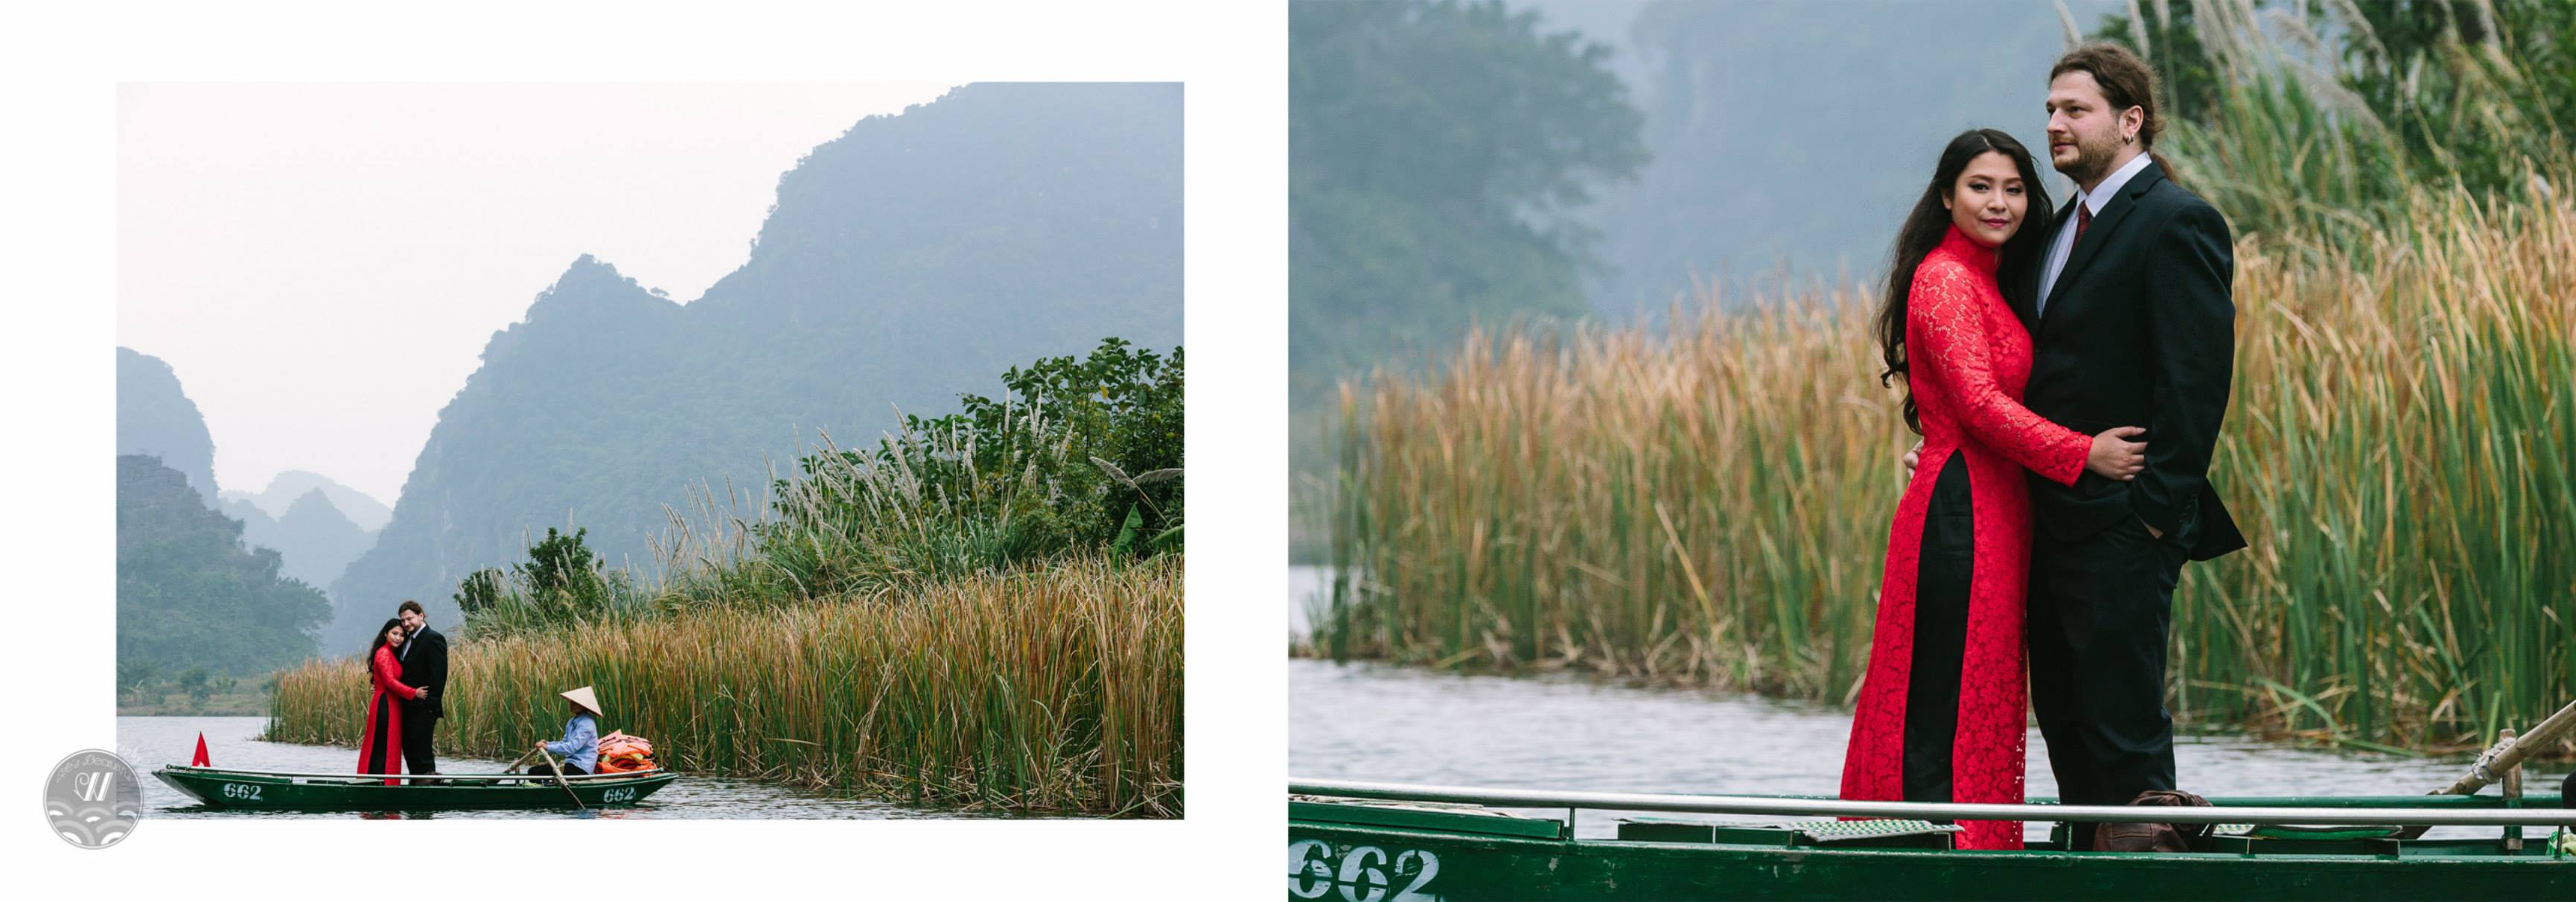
[76,772,115,802]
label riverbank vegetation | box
[1313,3,2576,756]
[270,558,1178,814]
[1287,0,1648,559]
[121,667,271,717]
[271,339,1183,816]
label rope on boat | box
[2448,699,2576,796]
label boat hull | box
[155,766,676,811]
[1288,804,2576,901]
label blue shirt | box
[543,714,599,772]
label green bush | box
[459,337,1182,635]
[452,527,638,637]
[757,337,1184,594]
[178,667,211,701]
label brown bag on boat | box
[2092,789,2215,852]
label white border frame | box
[3,1,1286,895]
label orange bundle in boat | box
[596,730,657,772]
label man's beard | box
[2055,131,2123,184]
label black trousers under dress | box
[1902,455,1974,807]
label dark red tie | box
[2074,203,2093,244]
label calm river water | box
[1287,566,2510,839]
[118,716,1001,819]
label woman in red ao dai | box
[1838,130,2148,851]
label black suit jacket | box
[398,626,449,720]
[2018,161,2246,561]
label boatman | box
[526,686,603,777]
[397,600,450,781]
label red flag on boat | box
[191,732,210,767]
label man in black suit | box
[1905,43,2245,848]
[2023,44,2245,848]
[396,599,449,779]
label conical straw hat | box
[559,685,603,718]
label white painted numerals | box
[220,782,264,801]
[601,787,637,804]
[1287,839,1441,902]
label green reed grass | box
[269,557,1181,816]
[1317,177,2576,754]
[268,358,1184,816]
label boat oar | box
[501,747,539,775]
[2432,699,2576,797]
[535,746,588,812]
[2394,698,2576,839]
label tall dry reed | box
[272,557,1181,815]
[1318,178,2576,753]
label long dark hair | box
[365,617,405,664]
[1875,128,2055,434]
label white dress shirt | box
[2037,150,2155,312]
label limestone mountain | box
[219,477,382,588]
[242,489,377,589]
[221,471,392,531]
[329,82,1182,643]
[219,496,273,533]
[218,495,279,560]
[117,348,220,504]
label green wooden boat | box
[155,765,678,811]
[1287,778,2576,901]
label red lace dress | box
[356,646,421,786]
[1839,225,2091,850]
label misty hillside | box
[219,496,271,530]
[117,348,219,504]
[330,82,1182,644]
[232,489,377,588]
[118,454,330,679]
[1577,0,2120,313]
[222,470,392,531]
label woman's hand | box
[2088,427,2148,480]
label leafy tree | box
[117,658,162,696]
[178,667,211,701]
[765,337,1185,589]
[2088,0,2572,239]
[915,337,1184,550]
[453,568,508,617]
[1290,0,1646,404]
[518,527,610,609]
[2338,0,2574,195]
[117,455,330,677]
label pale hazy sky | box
[118,82,961,506]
